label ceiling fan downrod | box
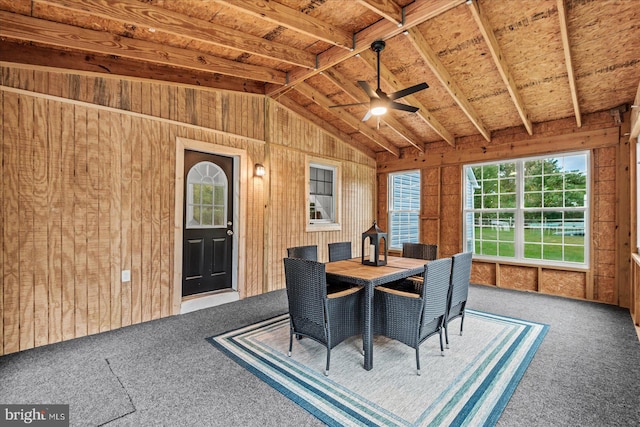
[371,40,386,92]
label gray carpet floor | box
[1,284,639,426]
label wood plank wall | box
[0,64,377,356]
[377,112,628,307]
[266,100,377,291]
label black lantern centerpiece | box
[361,221,388,266]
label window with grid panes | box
[309,164,335,223]
[388,171,420,249]
[306,156,342,232]
[463,151,589,267]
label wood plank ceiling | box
[1,0,639,158]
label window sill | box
[306,223,342,232]
[472,256,589,272]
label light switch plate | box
[121,270,131,282]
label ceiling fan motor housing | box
[329,39,427,121]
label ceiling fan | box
[330,40,429,121]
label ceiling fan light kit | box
[330,40,429,122]
[370,98,388,116]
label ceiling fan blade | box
[352,42,426,121]
[358,81,379,99]
[375,88,390,101]
[388,82,429,100]
[329,102,368,109]
[388,102,419,113]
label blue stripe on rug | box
[208,310,548,426]
[415,323,513,424]
[418,322,520,426]
[232,340,376,426]
[228,338,395,427]
[209,319,395,426]
[450,325,531,425]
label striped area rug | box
[208,310,548,426]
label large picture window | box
[388,171,420,249]
[306,156,341,232]
[464,152,589,267]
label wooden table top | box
[325,256,427,281]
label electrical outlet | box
[121,270,131,282]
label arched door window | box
[186,161,228,228]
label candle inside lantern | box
[369,244,375,262]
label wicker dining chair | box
[374,257,452,375]
[444,252,473,348]
[328,241,352,262]
[283,257,363,376]
[387,243,439,292]
[286,245,318,261]
[402,242,438,261]
[286,244,351,292]
[327,241,356,291]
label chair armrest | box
[376,286,420,298]
[327,286,363,299]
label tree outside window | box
[465,152,589,267]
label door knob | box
[227,230,234,236]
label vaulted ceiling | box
[1,0,639,158]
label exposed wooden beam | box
[295,82,400,156]
[357,0,404,27]
[381,117,425,152]
[323,68,425,152]
[0,11,287,85]
[266,0,466,95]
[0,41,265,94]
[556,0,582,128]
[378,127,620,171]
[407,27,491,142]
[215,0,353,49]
[468,0,533,135]
[359,49,456,146]
[32,0,316,69]
[276,95,376,159]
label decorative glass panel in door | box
[186,162,227,228]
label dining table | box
[325,255,428,371]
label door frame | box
[173,137,248,314]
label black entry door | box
[182,150,234,297]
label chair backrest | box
[287,245,318,261]
[448,251,472,312]
[402,243,438,261]
[420,257,452,328]
[283,257,327,335]
[328,241,352,262]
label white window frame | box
[388,170,421,250]
[305,156,342,232]
[463,151,590,269]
